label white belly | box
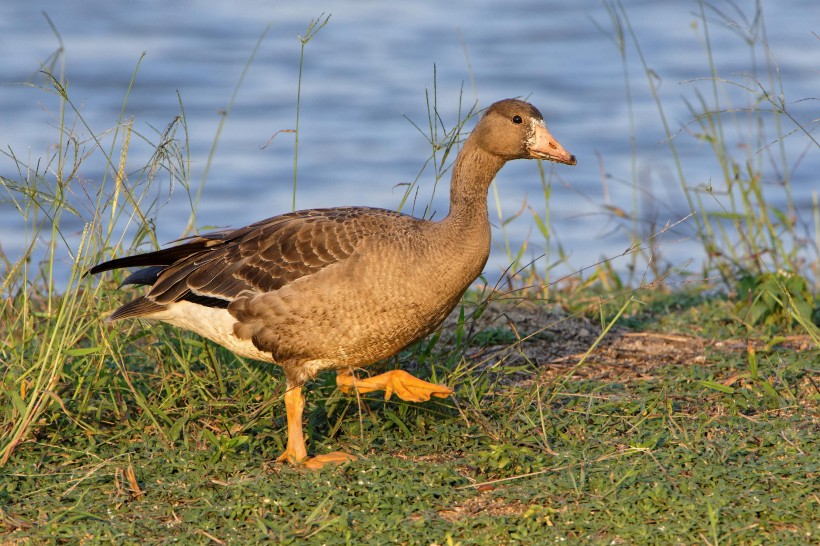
[151,301,276,364]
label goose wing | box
[89,207,404,319]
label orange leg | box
[336,369,454,402]
[275,386,308,464]
[275,384,356,470]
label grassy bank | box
[1,293,817,544]
[2,2,818,544]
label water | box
[1,0,817,286]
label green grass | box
[1,294,817,544]
[2,3,819,545]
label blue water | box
[1,0,817,286]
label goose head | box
[471,99,576,165]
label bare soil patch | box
[452,300,815,384]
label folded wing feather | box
[89,207,405,321]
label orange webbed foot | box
[303,452,357,470]
[276,449,356,470]
[337,369,454,402]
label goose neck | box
[445,141,505,223]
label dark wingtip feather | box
[120,266,165,288]
[88,253,168,277]
[87,237,221,278]
[107,297,167,322]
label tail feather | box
[107,297,167,322]
[87,225,253,317]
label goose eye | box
[512,115,523,124]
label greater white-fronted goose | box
[88,99,576,469]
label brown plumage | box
[88,99,576,468]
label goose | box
[88,98,576,469]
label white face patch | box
[526,117,546,149]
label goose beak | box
[529,124,577,165]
